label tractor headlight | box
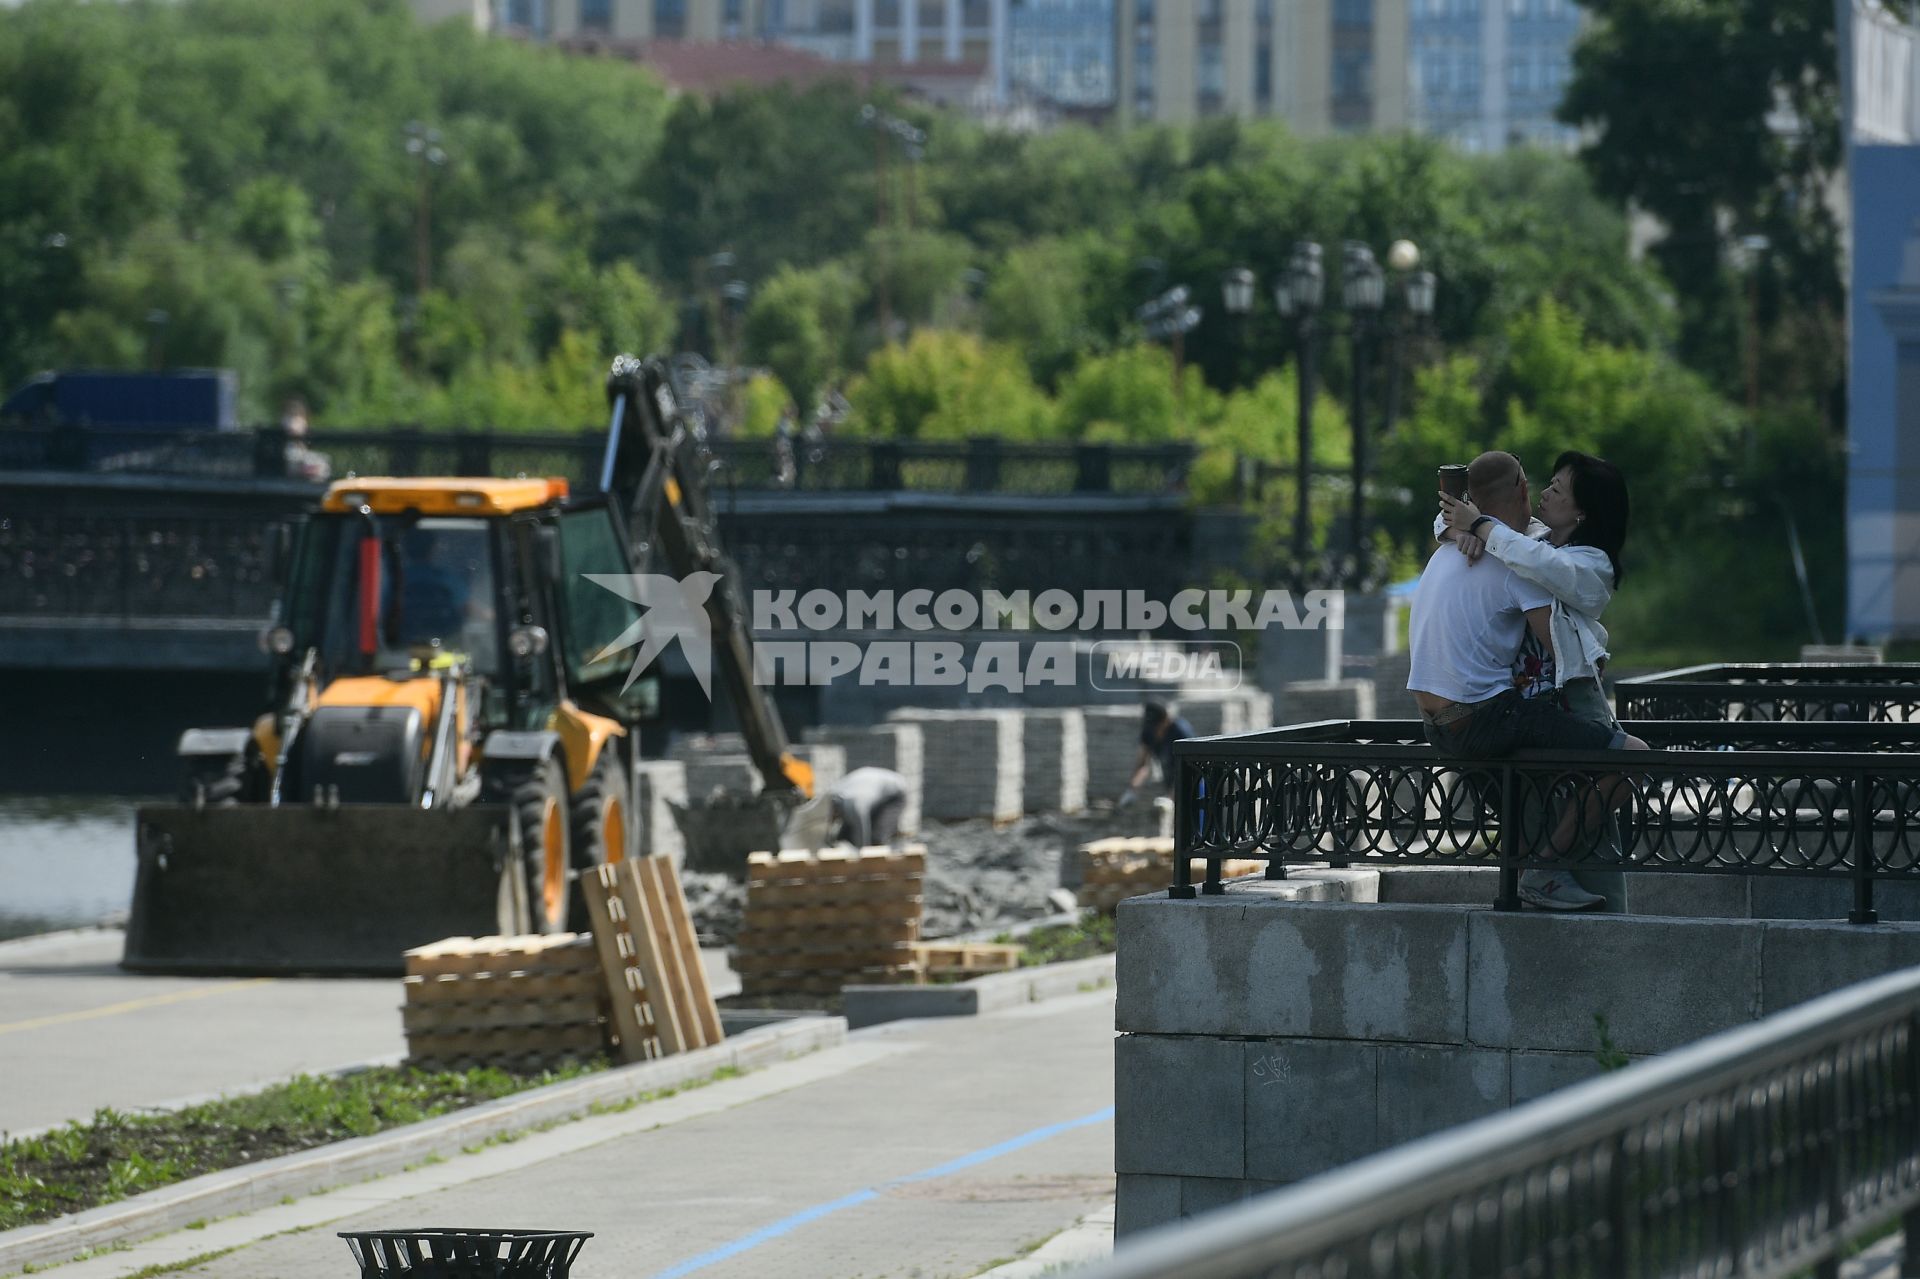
[508,625,550,660]
[259,625,296,656]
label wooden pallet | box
[735,846,926,996]
[910,942,1023,976]
[580,856,724,1063]
[399,934,608,1070]
[1078,837,1263,913]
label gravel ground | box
[681,799,1168,943]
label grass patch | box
[0,1058,606,1231]
[998,914,1117,967]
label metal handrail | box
[1088,964,1920,1279]
[1169,719,1920,922]
[0,424,1194,495]
[1620,663,1920,723]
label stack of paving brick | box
[802,723,925,834]
[791,742,845,795]
[885,709,1022,821]
[1082,705,1145,798]
[735,846,927,994]
[681,754,761,800]
[1078,837,1264,913]
[401,935,608,1070]
[1022,709,1087,814]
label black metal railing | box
[1170,719,1920,923]
[0,424,1194,496]
[1086,963,1920,1279]
[1619,663,1920,723]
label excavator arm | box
[601,355,812,800]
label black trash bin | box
[340,1229,592,1278]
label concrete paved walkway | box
[0,930,400,1135]
[0,930,741,1136]
[37,989,1118,1279]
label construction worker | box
[784,767,910,850]
[1120,701,1194,807]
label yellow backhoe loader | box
[122,357,812,974]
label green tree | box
[846,330,1054,440]
[1557,0,1842,413]
[744,263,861,410]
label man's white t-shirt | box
[1407,538,1554,704]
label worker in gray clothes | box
[783,767,909,850]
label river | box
[0,796,144,941]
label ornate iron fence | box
[1170,720,1920,923]
[1087,963,1920,1279]
[1618,663,1920,722]
[0,425,1194,496]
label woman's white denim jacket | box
[1434,515,1614,684]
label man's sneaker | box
[1517,870,1605,911]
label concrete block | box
[1747,877,1920,923]
[885,709,1022,821]
[1376,1045,1508,1149]
[634,760,688,867]
[1759,919,1920,1017]
[1116,893,1470,1043]
[1376,866,1499,905]
[1511,1050,1612,1106]
[1114,1033,1244,1178]
[1275,679,1375,726]
[1244,1039,1378,1183]
[1466,912,1762,1055]
[1180,1176,1253,1219]
[1022,709,1087,814]
[1083,704,1145,794]
[1241,691,1274,731]
[1626,873,1750,919]
[1115,1173,1184,1240]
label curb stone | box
[0,1016,843,1277]
[844,954,1117,1030]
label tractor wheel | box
[568,748,629,930]
[514,758,573,935]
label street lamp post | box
[403,122,448,297]
[1225,240,1433,583]
[1342,242,1384,583]
[1276,242,1325,571]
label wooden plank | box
[582,865,654,1064]
[732,945,917,974]
[403,971,600,1005]
[654,856,724,1050]
[734,921,921,952]
[912,942,1022,973]
[745,881,924,908]
[633,857,704,1051]
[406,1022,605,1062]
[615,859,686,1055]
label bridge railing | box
[0,425,1194,496]
[1170,719,1920,923]
[1618,662,1920,723]
[1086,962,1920,1279]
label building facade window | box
[581,0,613,27]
